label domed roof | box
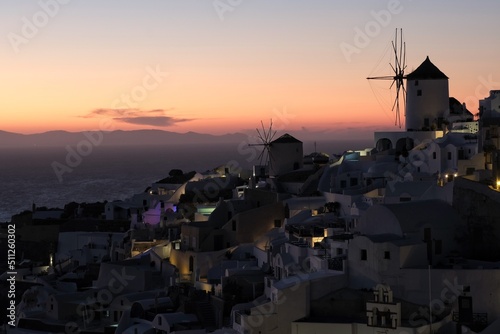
[366,161,399,177]
[358,199,458,237]
[406,56,448,80]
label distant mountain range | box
[0,129,250,148]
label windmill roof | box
[271,133,302,144]
[406,56,448,80]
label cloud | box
[116,116,189,126]
[82,108,191,127]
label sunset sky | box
[1,0,499,140]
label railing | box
[452,312,488,325]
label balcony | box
[452,311,487,326]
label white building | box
[269,133,303,177]
[152,312,203,333]
[406,56,450,131]
[290,284,454,334]
[479,90,500,118]
[56,230,125,266]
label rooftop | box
[271,133,302,144]
[406,56,448,80]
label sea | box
[0,139,371,222]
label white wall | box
[56,231,124,265]
[270,142,303,176]
[237,279,310,334]
[406,78,449,131]
[394,268,500,323]
[347,236,402,289]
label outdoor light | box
[496,180,500,189]
[454,173,458,177]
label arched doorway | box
[376,138,392,151]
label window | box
[415,80,419,86]
[448,152,452,160]
[361,249,367,261]
[189,256,194,272]
[384,251,391,259]
[340,180,347,188]
[466,167,475,175]
[274,219,282,228]
[232,220,237,231]
[424,118,430,127]
[417,89,422,96]
[350,178,358,186]
[432,152,436,159]
[337,248,343,256]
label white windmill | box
[367,28,407,128]
[249,120,277,179]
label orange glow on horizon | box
[1,2,498,138]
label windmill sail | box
[249,120,276,169]
[367,28,407,128]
